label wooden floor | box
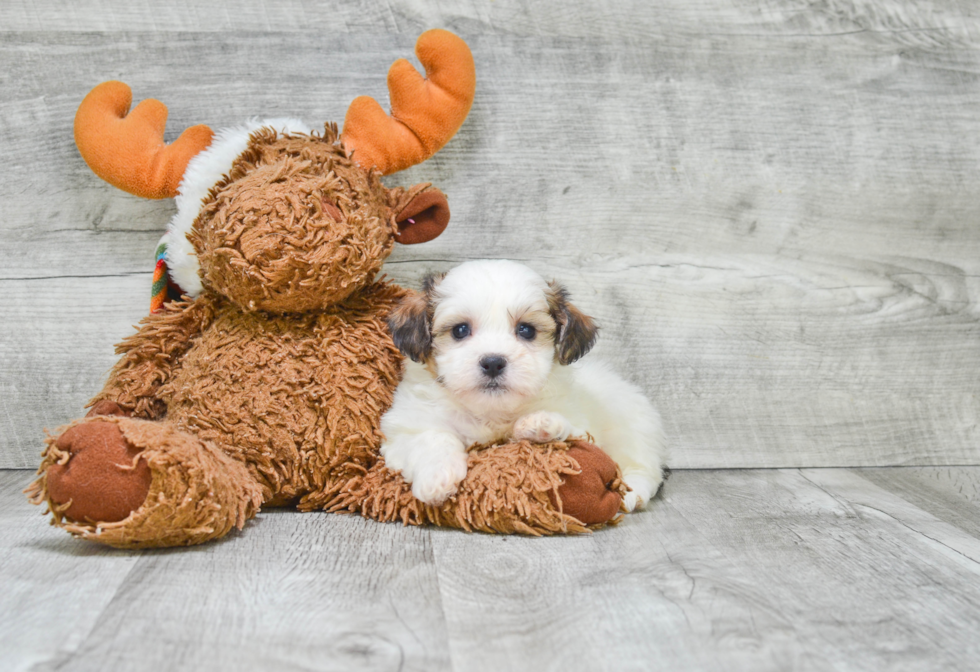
[4,467,979,671]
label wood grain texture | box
[0,470,146,672]
[39,517,450,672]
[8,468,980,671]
[857,466,980,539]
[4,0,979,42]
[1,468,452,672]
[431,467,980,671]
[1,1,979,468]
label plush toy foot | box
[29,416,264,548]
[554,440,624,525]
[45,420,152,524]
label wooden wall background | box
[1,0,978,469]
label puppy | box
[381,259,667,511]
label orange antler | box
[74,81,214,199]
[341,29,476,176]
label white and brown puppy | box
[382,259,667,510]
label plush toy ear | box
[547,281,599,365]
[390,186,450,245]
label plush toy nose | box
[480,355,507,379]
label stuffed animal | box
[27,30,626,548]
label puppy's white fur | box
[381,259,667,511]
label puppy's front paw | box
[513,411,572,443]
[411,452,469,506]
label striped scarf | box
[151,241,185,313]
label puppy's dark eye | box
[451,323,471,340]
[516,323,537,341]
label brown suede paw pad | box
[553,440,624,525]
[45,421,151,524]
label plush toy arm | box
[324,439,626,534]
[89,295,216,419]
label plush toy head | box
[187,126,448,312]
[73,29,475,313]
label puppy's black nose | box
[480,355,507,379]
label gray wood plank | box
[0,471,147,672]
[2,1,979,469]
[5,26,980,278]
[431,468,980,672]
[4,250,979,469]
[4,0,979,41]
[3,470,451,672]
[856,466,980,539]
[802,468,980,565]
[0,276,148,469]
[7,467,980,671]
[0,0,403,32]
[42,517,451,672]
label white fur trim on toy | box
[160,118,311,298]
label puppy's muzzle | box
[479,354,507,379]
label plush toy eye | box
[322,199,343,222]
[451,323,471,340]
[516,323,537,341]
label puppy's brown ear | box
[547,281,598,365]
[387,291,431,363]
[420,272,444,296]
[387,273,444,362]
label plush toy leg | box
[326,439,627,535]
[27,416,264,548]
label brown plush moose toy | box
[27,30,626,548]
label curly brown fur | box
[159,282,406,506]
[190,126,396,313]
[327,439,627,535]
[91,296,217,419]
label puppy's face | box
[388,260,597,415]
